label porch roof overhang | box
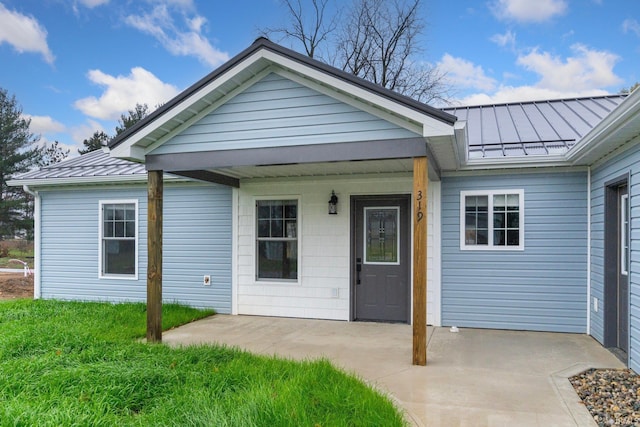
[147,136,443,186]
[106,37,459,180]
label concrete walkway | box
[163,315,624,427]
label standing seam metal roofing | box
[13,149,146,181]
[443,95,626,159]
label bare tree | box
[261,0,337,60]
[261,0,448,104]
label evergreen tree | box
[0,88,41,238]
[78,130,110,155]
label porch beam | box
[147,169,163,343]
[170,170,240,188]
[412,157,428,365]
[145,137,429,171]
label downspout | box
[23,185,41,299]
[586,167,591,335]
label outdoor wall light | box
[328,190,338,215]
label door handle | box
[356,258,362,285]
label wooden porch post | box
[147,170,163,343]
[412,157,428,365]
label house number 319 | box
[416,190,424,222]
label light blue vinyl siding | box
[591,141,640,373]
[39,183,232,312]
[151,73,419,155]
[441,172,588,332]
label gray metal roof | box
[13,149,146,181]
[443,95,627,159]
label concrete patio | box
[163,315,624,426]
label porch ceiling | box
[207,158,415,180]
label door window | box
[364,207,400,264]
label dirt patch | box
[0,273,34,300]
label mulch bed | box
[570,368,640,426]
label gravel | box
[570,368,640,427]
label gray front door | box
[352,196,410,323]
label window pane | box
[507,194,519,210]
[285,220,297,238]
[258,241,297,279]
[103,240,135,275]
[125,221,135,238]
[114,207,125,221]
[476,196,488,211]
[270,219,283,237]
[477,212,488,229]
[270,203,283,219]
[115,221,124,237]
[465,196,477,210]
[285,204,296,219]
[465,213,476,228]
[103,221,113,238]
[104,206,115,221]
[257,204,270,220]
[494,212,505,228]
[365,208,398,263]
[477,229,488,245]
[493,194,506,209]
[494,230,505,246]
[125,207,135,221]
[507,230,519,246]
[507,212,519,228]
[465,229,476,245]
[258,219,270,238]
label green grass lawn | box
[0,300,406,426]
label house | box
[8,38,640,371]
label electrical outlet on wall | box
[203,275,211,286]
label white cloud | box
[438,54,497,92]
[490,30,516,49]
[457,86,610,106]
[74,67,179,120]
[23,115,66,134]
[491,0,567,23]
[622,18,640,37]
[125,4,229,68]
[517,44,621,92]
[75,0,110,8]
[70,119,107,144]
[0,3,54,63]
[450,44,621,106]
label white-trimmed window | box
[460,190,524,250]
[99,200,138,279]
[256,199,298,280]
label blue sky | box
[0,0,638,154]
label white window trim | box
[98,199,139,280]
[459,189,525,251]
[363,206,401,265]
[254,196,301,284]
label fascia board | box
[567,89,640,164]
[461,155,569,170]
[7,174,188,188]
[261,50,454,137]
[109,144,145,162]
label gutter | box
[22,185,41,299]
